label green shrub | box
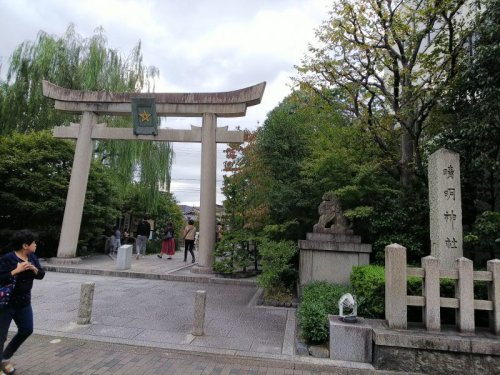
[350,265,385,318]
[146,239,162,254]
[297,281,350,343]
[351,265,490,324]
[256,239,297,295]
[213,231,258,274]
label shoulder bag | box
[0,277,16,308]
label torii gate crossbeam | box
[42,80,265,273]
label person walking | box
[111,226,121,254]
[135,217,151,260]
[0,229,45,375]
[182,219,196,263]
[122,228,130,244]
[215,222,223,242]
[158,222,175,259]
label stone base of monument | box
[299,193,372,286]
[116,245,132,270]
[329,315,373,363]
[190,265,214,274]
[48,257,82,265]
[299,232,371,285]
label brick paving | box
[12,334,352,375]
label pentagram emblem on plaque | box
[132,97,158,135]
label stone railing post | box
[193,290,207,336]
[422,256,440,331]
[456,257,474,333]
[385,243,407,329]
[77,282,95,325]
[487,259,500,334]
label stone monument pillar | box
[428,148,463,269]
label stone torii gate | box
[42,80,265,273]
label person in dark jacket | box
[0,230,45,375]
[135,217,151,260]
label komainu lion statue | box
[313,192,352,234]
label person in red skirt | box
[158,222,175,259]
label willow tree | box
[0,25,173,210]
[295,0,478,185]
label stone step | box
[298,240,372,253]
[306,232,361,243]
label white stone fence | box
[385,243,500,334]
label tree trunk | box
[400,128,414,186]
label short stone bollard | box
[192,290,206,336]
[77,282,95,325]
[116,244,133,270]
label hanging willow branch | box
[0,24,173,211]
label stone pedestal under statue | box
[298,192,372,286]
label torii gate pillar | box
[43,80,265,272]
[198,113,217,271]
[57,112,97,258]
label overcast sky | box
[0,0,330,206]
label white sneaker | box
[1,360,15,374]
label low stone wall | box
[370,320,500,374]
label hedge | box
[297,281,349,343]
[351,265,489,322]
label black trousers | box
[184,239,195,261]
[0,304,33,362]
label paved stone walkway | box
[31,272,291,356]
[10,253,397,374]
[13,334,367,375]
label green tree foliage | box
[255,95,317,238]
[256,239,298,297]
[213,230,259,275]
[296,0,477,185]
[223,91,356,240]
[223,131,271,233]
[464,211,500,264]
[0,131,120,257]
[432,0,500,220]
[0,25,173,212]
[120,186,184,241]
[222,90,432,263]
[151,192,185,244]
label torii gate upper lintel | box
[43,80,266,272]
[42,80,265,117]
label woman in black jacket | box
[0,230,45,375]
